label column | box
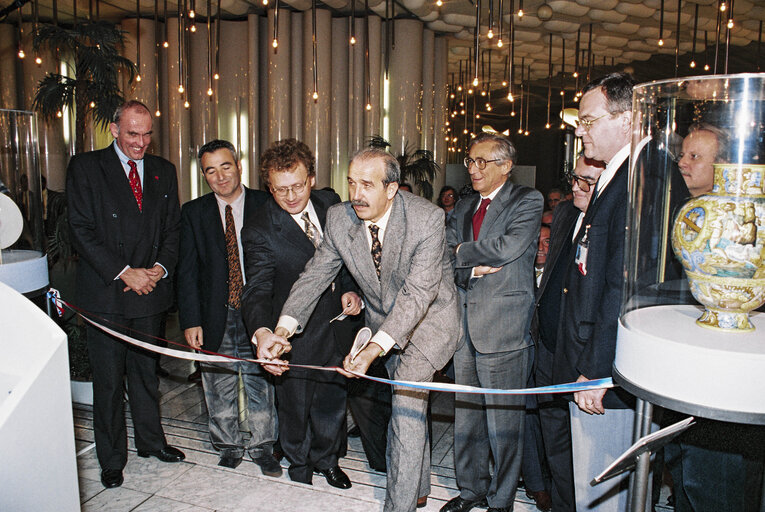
[387,18,423,156]
[364,15,383,139]
[432,36,448,193]
[165,17,193,203]
[218,20,249,182]
[267,7,292,144]
[331,17,349,196]
[247,14,261,188]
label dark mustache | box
[351,200,369,207]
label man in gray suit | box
[443,132,543,512]
[255,148,461,512]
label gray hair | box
[687,122,729,162]
[113,100,152,125]
[468,132,517,169]
[350,148,401,185]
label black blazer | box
[176,187,269,353]
[240,189,355,367]
[66,145,181,318]
[553,159,633,409]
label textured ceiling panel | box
[547,0,591,17]
[442,13,475,27]
[615,2,657,17]
[575,0,619,9]
[602,21,641,34]
[588,9,628,22]
[542,20,580,33]
[429,20,464,33]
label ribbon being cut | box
[52,291,614,396]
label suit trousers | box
[200,307,277,460]
[347,361,391,472]
[87,312,166,471]
[569,402,643,512]
[276,367,347,483]
[535,341,575,512]
[453,334,531,508]
[384,344,435,512]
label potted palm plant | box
[367,136,440,201]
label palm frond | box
[367,135,391,150]
[33,75,76,119]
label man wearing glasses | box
[533,154,604,512]
[443,132,544,512]
[241,138,361,488]
[553,72,638,512]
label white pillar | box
[291,12,304,141]
[364,15,383,140]
[421,29,435,153]
[165,17,193,203]
[247,14,261,188]
[387,19,422,156]
[349,16,365,156]
[331,17,349,196]
[302,8,332,188]
[267,8,292,145]
[433,36,449,192]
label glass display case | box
[0,109,48,295]
[614,74,765,424]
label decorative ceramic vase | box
[672,163,765,332]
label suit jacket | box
[531,200,580,348]
[446,180,543,354]
[280,192,461,371]
[240,189,355,366]
[553,158,632,409]
[176,187,269,353]
[66,145,181,318]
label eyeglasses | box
[567,172,599,192]
[271,176,309,197]
[464,157,504,170]
[575,113,610,132]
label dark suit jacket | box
[280,192,461,371]
[240,189,354,366]
[446,180,543,354]
[176,187,269,353]
[553,158,633,409]
[66,145,181,318]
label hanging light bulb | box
[189,9,195,18]
[481,90,486,96]
[207,87,213,96]
[17,49,25,59]
[313,91,319,100]
[214,73,220,80]
[178,84,184,93]
[436,0,442,6]
[720,2,726,12]
[472,77,479,86]
[658,39,664,46]
[90,101,95,108]
[460,109,466,115]
[136,74,142,82]
[56,111,62,118]
[350,35,356,45]
[507,92,514,101]
[273,38,279,48]
[476,114,481,119]
[690,60,696,68]
[517,128,523,134]
[545,122,550,129]
[263,0,269,4]
[487,29,494,39]
[184,100,190,108]
[463,128,468,134]
[366,103,372,110]
[704,64,710,71]
[524,130,529,135]
[445,120,450,126]
[163,41,169,48]
[572,71,578,78]
[511,110,516,116]
[190,24,197,33]
[487,104,492,111]
[560,90,564,96]
[155,109,161,117]
[497,39,503,48]
[468,88,474,95]
[457,85,463,92]
[450,93,455,99]
[35,56,42,65]
[501,80,507,87]
[459,101,464,107]
[727,19,733,29]
[560,123,565,129]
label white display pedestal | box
[0,281,79,512]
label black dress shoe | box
[486,508,511,512]
[218,454,243,468]
[440,496,488,512]
[137,445,186,463]
[316,466,352,489]
[253,454,283,477]
[187,368,202,383]
[101,469,123,488]
[417,495,428,508]
[157,366,171,378]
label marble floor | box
[72,314,673,511]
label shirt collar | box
[597,143,630,195]
[364,199,394,232]
[214,184,246,209]
[113,141,137,166]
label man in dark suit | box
[255,148,461,512]
[552,72,638,512]
[534,155,605,512]
[66,100,184,489]
[176,139,280,475]
[443,133,543,512]
[241,138,359,487]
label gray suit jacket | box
[446,180,543,354]
[281,191,461,371]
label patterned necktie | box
[225,205,243,309]
[301,211,322,248]
[369,224,382,280]
[472,197,491,240]
[127,160,143,211]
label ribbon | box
[55,295,615,396]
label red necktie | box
[128,160,143,211]
[472,197,491,240]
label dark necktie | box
[302,211,322,248]
[128,160,143,211]
[369,224,382,280]
[225,205,243,309]
[472,197,491,240]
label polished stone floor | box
[72,314,673,511]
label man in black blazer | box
[534,155,604,512]
[176,139,280,474]
[241,138,360,488]
[66,100,184,489]
[552,73,638,512]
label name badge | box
[575,225,591,276]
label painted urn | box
[672,163,765,331]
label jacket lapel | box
[272,200,315,256]
[463,194,480,241]
[477,180,513,239]
[379,195,404,288]
[201,194,226,256]
[101,148,140,215]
